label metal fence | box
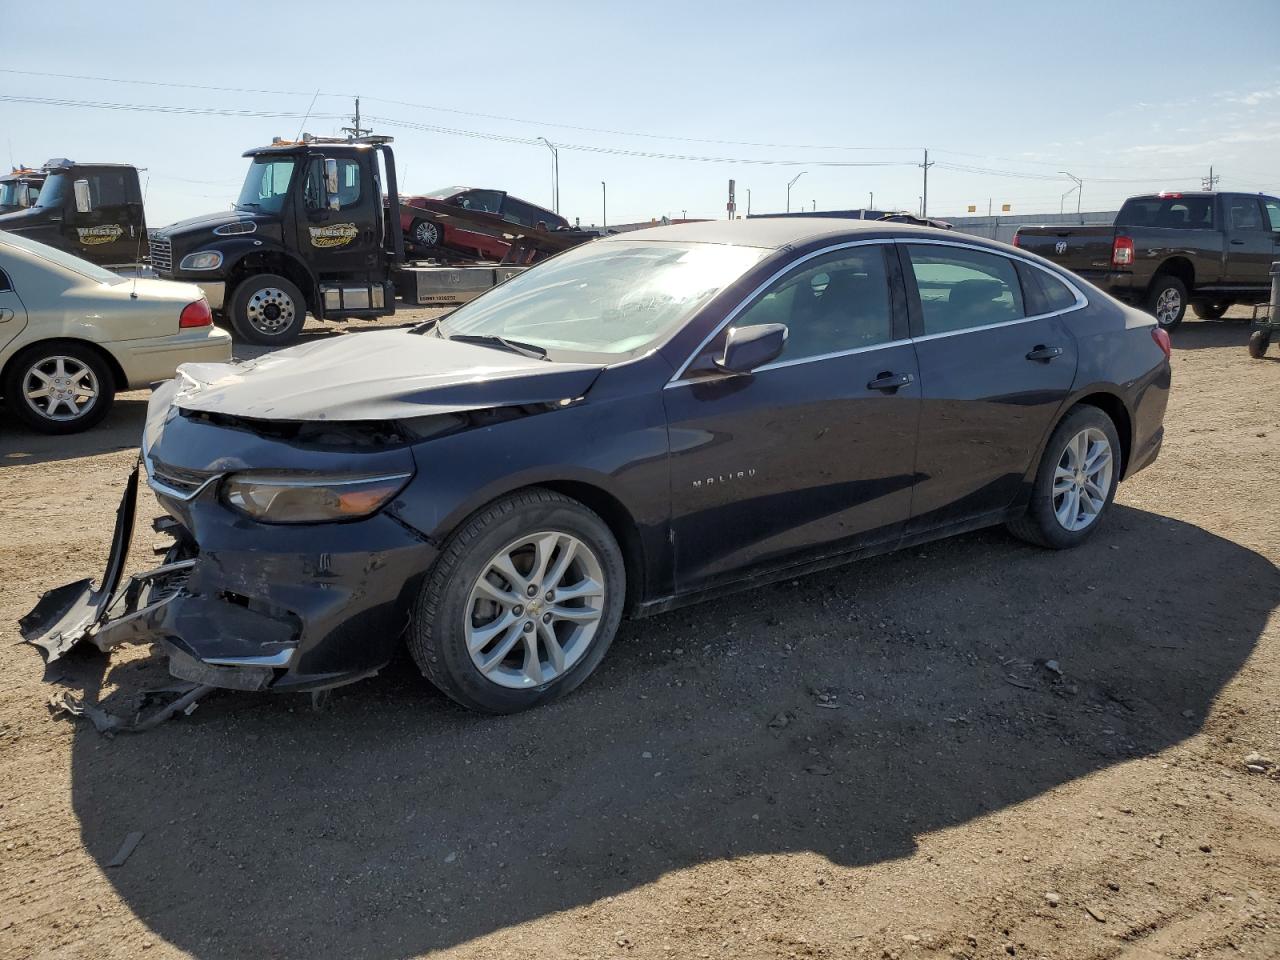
[943,210,1118,245]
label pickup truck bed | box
[1015,192,1280,329]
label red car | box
[400,187,569,260]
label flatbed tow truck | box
[148,135,592,345]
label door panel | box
[299,156,380,282]
[900,242,1078,532]
[663,243,919,594]
[71,167,144,266]
[1223,195,1279,289]
[0,279,30,355]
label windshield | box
[0,230,127,284]
[440,240,769,357]
[34,172,67,209]
[236,158,296,213]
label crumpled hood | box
[171,328,605,421]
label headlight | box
[221,472,412,524]
[179,251,224,271]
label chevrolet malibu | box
[23,219,1170,713]
[0,231,231,433]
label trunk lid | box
[1015,225,1116,271]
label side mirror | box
[17,187,30,209]
[716,323,788,375]
[73,179,92,214]
[324,158,340,211]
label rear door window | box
[905,245,1025,335]
[1227,196,1268,233]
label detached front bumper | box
[21,460,438,693]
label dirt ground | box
[0,309,1277,960]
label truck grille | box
[148,231,173,275]
[148,458,216,499]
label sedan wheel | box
[465,531,606,688]
[409,488,625,713]
[1052,427,1114,532]
[3,343,115,434]
[413,219,441,248]
[1008,405,1121,549]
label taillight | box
[1112,235,1134,267]
[179,299,212,328]
[1151,326,1171,359]
[1012,233,1022,247]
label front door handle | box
[1026,345,1064,362]
[1230,239,1245,245]
[867,371,914,392]
[0,308,12,322]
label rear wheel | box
[1191,299,1231,320]
[409,489,626,714]
[3,342,115,434]
[1147,275,1187,330]
[411,219,442,249]
[1249,330,1273,359]
[228,273,306,345]
[1008,405,1121,549]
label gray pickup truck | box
[1014,192,1280,329]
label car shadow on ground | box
[0,396,149,467]
[57,505,1278,958]
[1170,316,1264,351]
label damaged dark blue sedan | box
[22,219,1171,714]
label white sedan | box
[0,231,231,433]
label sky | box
[4,0,1278,229]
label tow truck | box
[0,159,148,266]
[148,135,593,345]
[0,166,46,215]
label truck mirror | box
[73,179,93,214]
[324,159,340,211]
[18,185,30,209]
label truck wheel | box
[1249,330,1273,359]
[411,219,442,249]
[1191,300,1231,321]
[1147,276,1187,330]
[228,274,307,345]
[3,341,115,434]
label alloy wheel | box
[22,355,100,422]
[245,287,297,336]
[1154,287,1182,327]
[465,531,606,689]
[415,221,440,246]
[1053,427,1114,532]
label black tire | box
[1249,330,1273,359]
[227,273,307,345]
[1191,300,1231,321]
[410,219,442,249]
[1146,275,1187,330]
[3,341,115,434]
[409,488,626,714]
[1008,405,1122,550]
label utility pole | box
[601,181,607,229]
[868,191,874,210]
[920,149,934,218]
[341,97,372,139]
[1059,171,1083,223]
[1202,165,1219,190]
[537,138,560,213]
[746,188,751,216]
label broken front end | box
[21,379,440,694]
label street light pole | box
[1059,171,1083,223]
[538,137,559,214]
[786,171,807,213]
[601,181,607,229]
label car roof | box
[602,217,955,250]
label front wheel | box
[1146,275,1187,330]
[409,489,626,714]
[3,342,115,434]
[1249,330,1273,359]
[228,273,307,345]
[1008,406,1121,549]
[411,219,442,249]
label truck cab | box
[149,136,404,345]
[0,167,45,215]
[0,160,147,267]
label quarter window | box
[906,246,1024,335]
[732,246,894,362]
[0,268,11,293]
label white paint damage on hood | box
[171,328,605,421]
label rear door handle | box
[1026,345,1064,362]
[1231,239,1245,245]
[867,371,914,391]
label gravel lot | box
[0,310,1277,960]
